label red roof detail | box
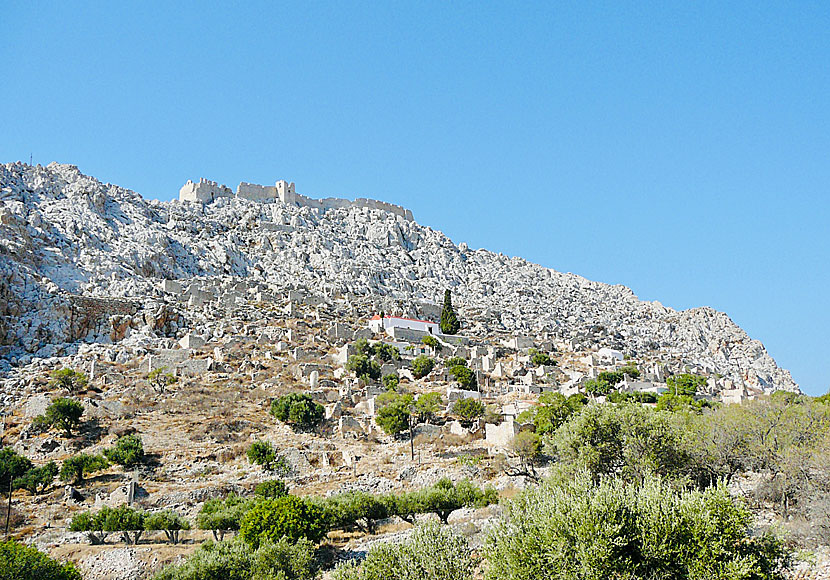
[370,315,382,320]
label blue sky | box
[2,2,828,394]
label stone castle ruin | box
[179,177,414,221]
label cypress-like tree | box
[440,289,460,335]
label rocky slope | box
[0,162,796,391]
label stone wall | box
[179,179,233,203]
[180,177,413,221]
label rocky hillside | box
[0,162,796,391]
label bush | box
[517,392,583,435]
[485,473,789,580]
[381,374,399,391]
[0,539,81,580]
[71,505,146,544]
[322,490,391,534]
[254,479,288,499]
[449,365,476,390]
[239,495,327,548]
[372,342,401,362]
[152,537,318,580]
[548,403,695,485]
[49,368,88,393]
[445,356,467,368]
[421,335,441,351]
[247,441,289,474]
[59,453,109,484]
[584,378,612,397]
[333,521,473,580]
[270,393,324,431]
[145,510,190,544]
[666,373,707,396]
[347,354,382,382]
[14,461,58,495]
[375,394,414,436]
[414,478,495,524]
[528,349,553,366]
[0,448,33,491]
[40,398,84,437]
[415,392,443,423]
[104,434,144,468]
[148,367,177,394]
[196,494,254,541]
[452,398,483,422]
[411,355,435,379]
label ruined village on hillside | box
[0,165,823,579]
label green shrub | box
[152,537,318,580]
[411,355,435,379]
[381,374,400,391]
[196,494,254,541]
[485,473,789,580]
[415,392,443,423]
[71,505,146,544]
[239,495,327,548]
[49,368,88,393]
[372,342,401,362]
[347,354,382,382]
[333,521,472,580]
[270,393,324,431]
[448,365,476,390]
[375,393,414,436]
[421,335,441,351]
[445,356,467,368]
[452,397,483,422]
[322,490,391,534]
[0,540,81,580]
[528,349,553,366]
[584,378,612,397]
[548,403,695,485]
[145,510,190,544]
[59,453,109,484]
[41,398,84,437]
[14,461,58,495]
[666,373,707,396]
[517,392,583,435]
[0,448,33,491]
[104,434,144,468]
[148,367,178,394]
[254,479,288,499]
[246,441,287,473]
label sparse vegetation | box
[48,368,88,393]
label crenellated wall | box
[180,177,413,220]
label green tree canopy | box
[104,434,145,468]
[270,393,324,431]
[0,540,82,580]
[439,289,460,335]
[411,355,435,379]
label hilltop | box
[0,161,796,392]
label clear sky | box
[2,2,828,394]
